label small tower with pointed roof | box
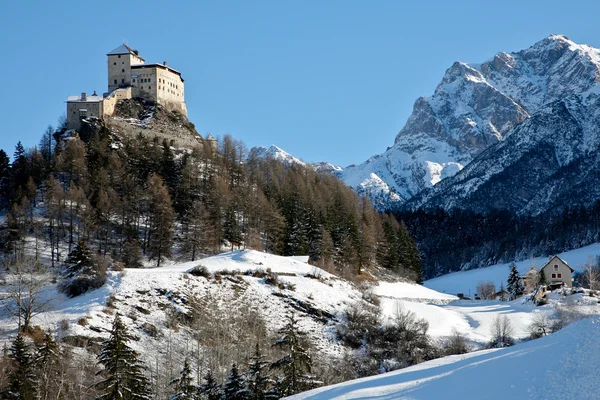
[107,44,145,93]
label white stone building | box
[67,44,187,130]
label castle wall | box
[131,66,158,102]
[103,87,133,117]
[66,97,104,130]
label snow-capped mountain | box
[341,34,600,211]
[408,85,600,215]
[248,144,307,167]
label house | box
[520,266,539,293]
[539,255,574,288]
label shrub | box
[59,319,70,331]
[77,317,88,327]
[443,329,470,355]
[189,265,211,278]
[337,302,381,349]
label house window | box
[557,273,562,278]
[79,109,87,118]
[552,273,557,279]
[554,265,559,271]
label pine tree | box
[169,358,197,400]
[271,312,320,397]
[95,315,152,400]
[223,363,248,400]
[59,239,107,297]
[197,370,221,400]
[7,333,37,400]
[35,332,60,400]
[246,344,273,400]
[0,149,11,210]
[507,263,524,300]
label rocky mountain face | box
[408,86,600,215]
[340,34,600,211]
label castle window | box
[79,109,87,118]
[149,86,151,90]
[114,62,116,65]
[118,55,121,58]
[114,79,117,84]
[121,79,125,84]
[122,69,125,73]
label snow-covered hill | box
[339,34,600,211]
[287,317,600,400]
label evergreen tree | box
[59,239,107,297]
[246,344,272,400]
[498,282,508,301]
[169,358,197,400]
[223,363,248,400]
[34,332,60,400]
[271,313,320,397]
[197,370,221,400]
[95,315,152,400]
[0,149,11,210]
[7,333,37,400]
[507,263,525,300]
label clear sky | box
[2,0,600,167]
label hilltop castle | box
[66,44,187,130]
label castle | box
[66,44,187,130]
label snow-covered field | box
[287,317,600,400]
[424,243,600,296]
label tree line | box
[397,205,600,279]
[0,124,421,281]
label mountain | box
[248,144,307,167]
[340,34,600,211]
[408,86,600,214]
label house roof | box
[131,63,182,78]
[107,44,145,61]
[540,255,575,272]
[67,95,103,102]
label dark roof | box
[540,255,575,272]
[107,44,145,61]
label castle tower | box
[107,44,145,93]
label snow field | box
[286,317,600,400]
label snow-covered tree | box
[507,263,524,300]
[197,370,221,400]
[169,358,197,400]
[95,315,151,400]
[59,239,106,297]
[223,363,248,400]
[34,331,60,400]
[271,312,320,397]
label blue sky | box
[1,0,600,167]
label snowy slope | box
[0,250,362,361]
[287,317,600,400]
[424,243,600,296]
[339,34,600,211]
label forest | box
[0,124,421,282]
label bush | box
[443,329,470,355]
[337,302,381,349]
[477,281,496,300]
[189,265,211,278]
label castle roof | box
[107,44,145,61]
[67,94,103,102]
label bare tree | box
[477,281,496,300]
[0,256,53,332]
[489,315,515,348]
[582,256,600,291]
[529,312,551,339]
